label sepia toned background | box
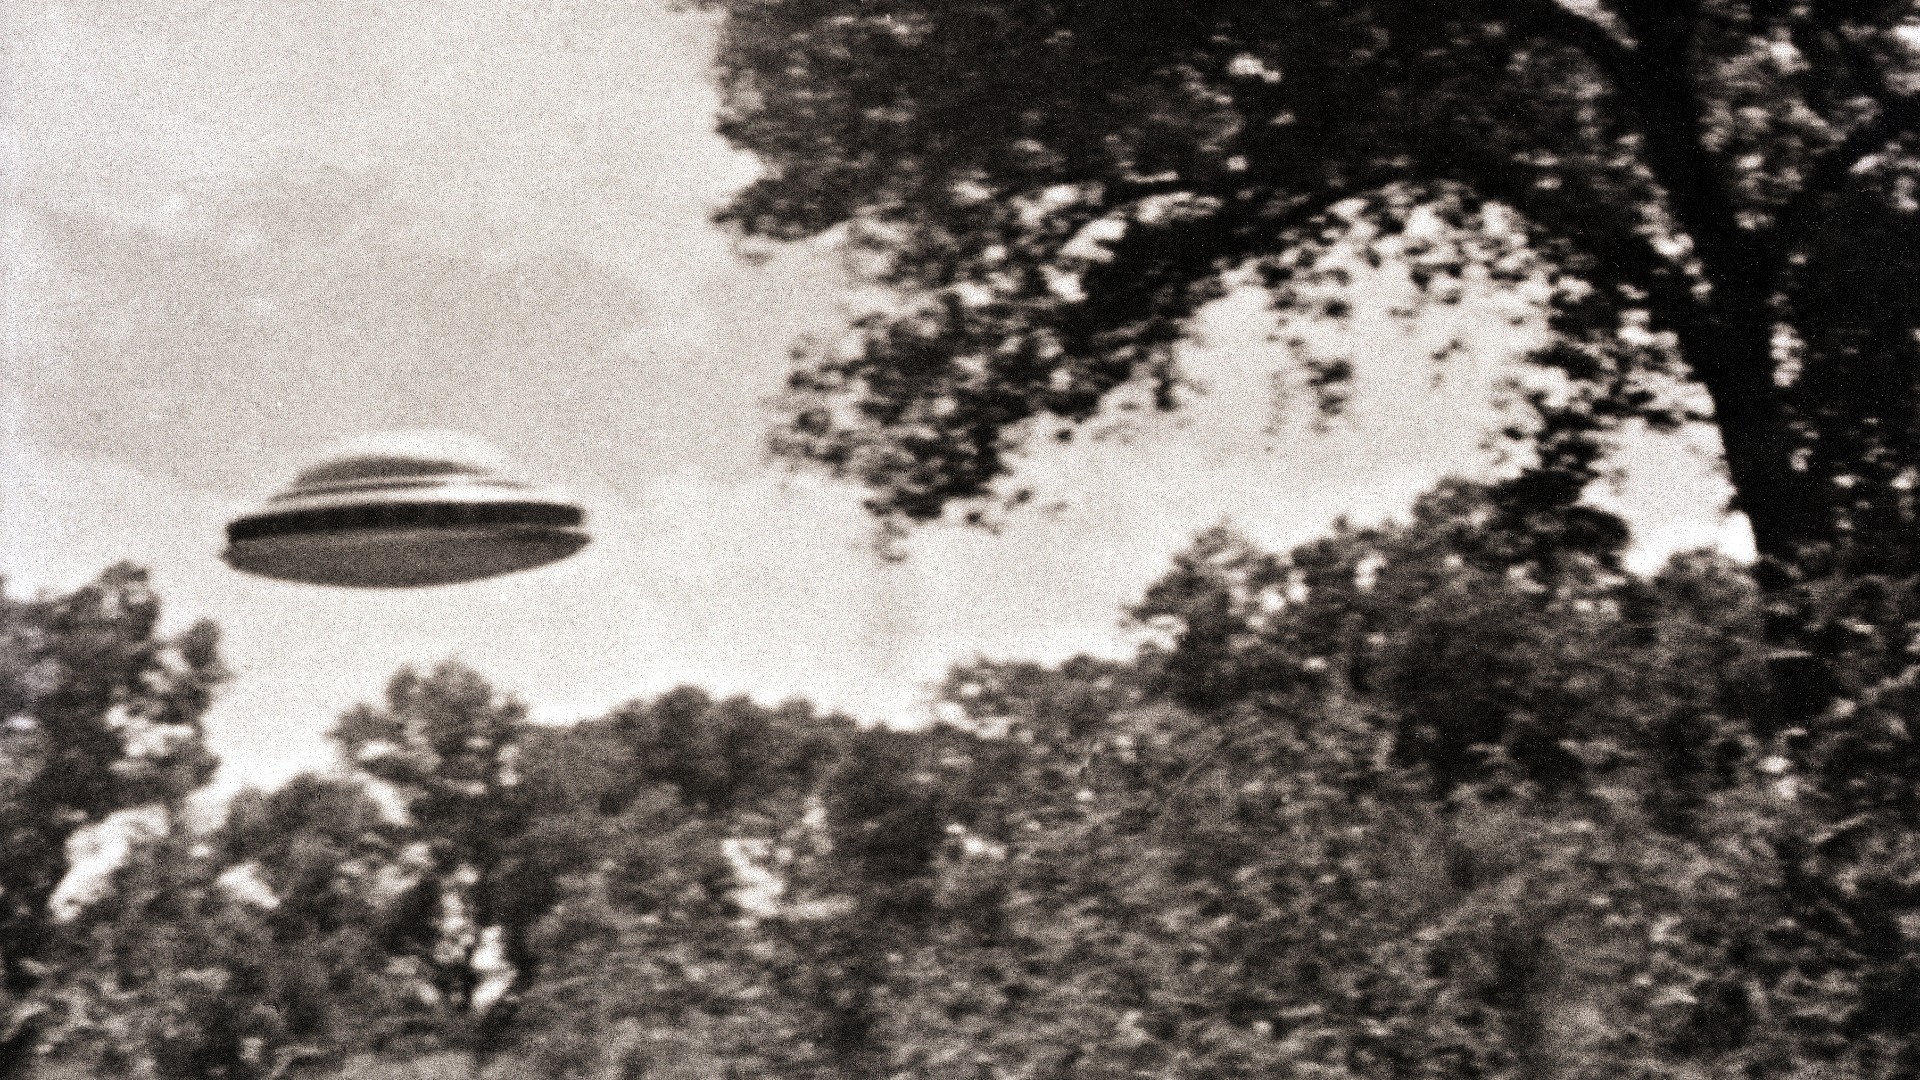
[3,0,1746,790]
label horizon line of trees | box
[17,2,1920,1075]
[9,474,1920,1079]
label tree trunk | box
[1679,306,1835,734]
[1690,339,1823,570]
[1602,13,1825,564]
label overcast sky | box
[3,0,1752,792]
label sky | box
[2,0,1754,793]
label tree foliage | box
[31,808,419,1080]
[331,663,541,1025]
[699,0,1920,583]
[480,481,1866,1080]
[26,475,1920,1079]
[0,566,223,1079]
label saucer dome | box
[223,430,589,588]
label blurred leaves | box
[0,565,223,1077]
[698,0,1920,603]
[26,477,1920,1077]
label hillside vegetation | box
[12,479,1920,1079]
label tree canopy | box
[0,566,223,1078]
[13,486,1920,1077]
[700,0,1920,581]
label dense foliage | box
[12,476,1920,1078]
[698,0,1920,589]
[0,566,223,1078]
[22,3,1920,1074]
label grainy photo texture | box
[6,1,1920,1077]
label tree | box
[837,507,1843,1079]
[0,565,223,1078]
[496,788,805,1080]
[503,690,930,1080]
[598,687,851,817]
[700,0,1920,589]
[212,775,432,1065]
[28,815,417,1080]
[690,12,1920,1068]
[329,662,541,1046]
[31,826,294,1080]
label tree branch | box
[1770,107,1907,252]
[1071,174,1377,336]
[1492,2,1764,300]
[1770,23,1920,282]
[1495,1,1829,569]
[1494,0,1643,89]
[1619,12,1774,303]
[1416,123,1703,342]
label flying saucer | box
[223,430,589,588]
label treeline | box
[9,478,1920,1078]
